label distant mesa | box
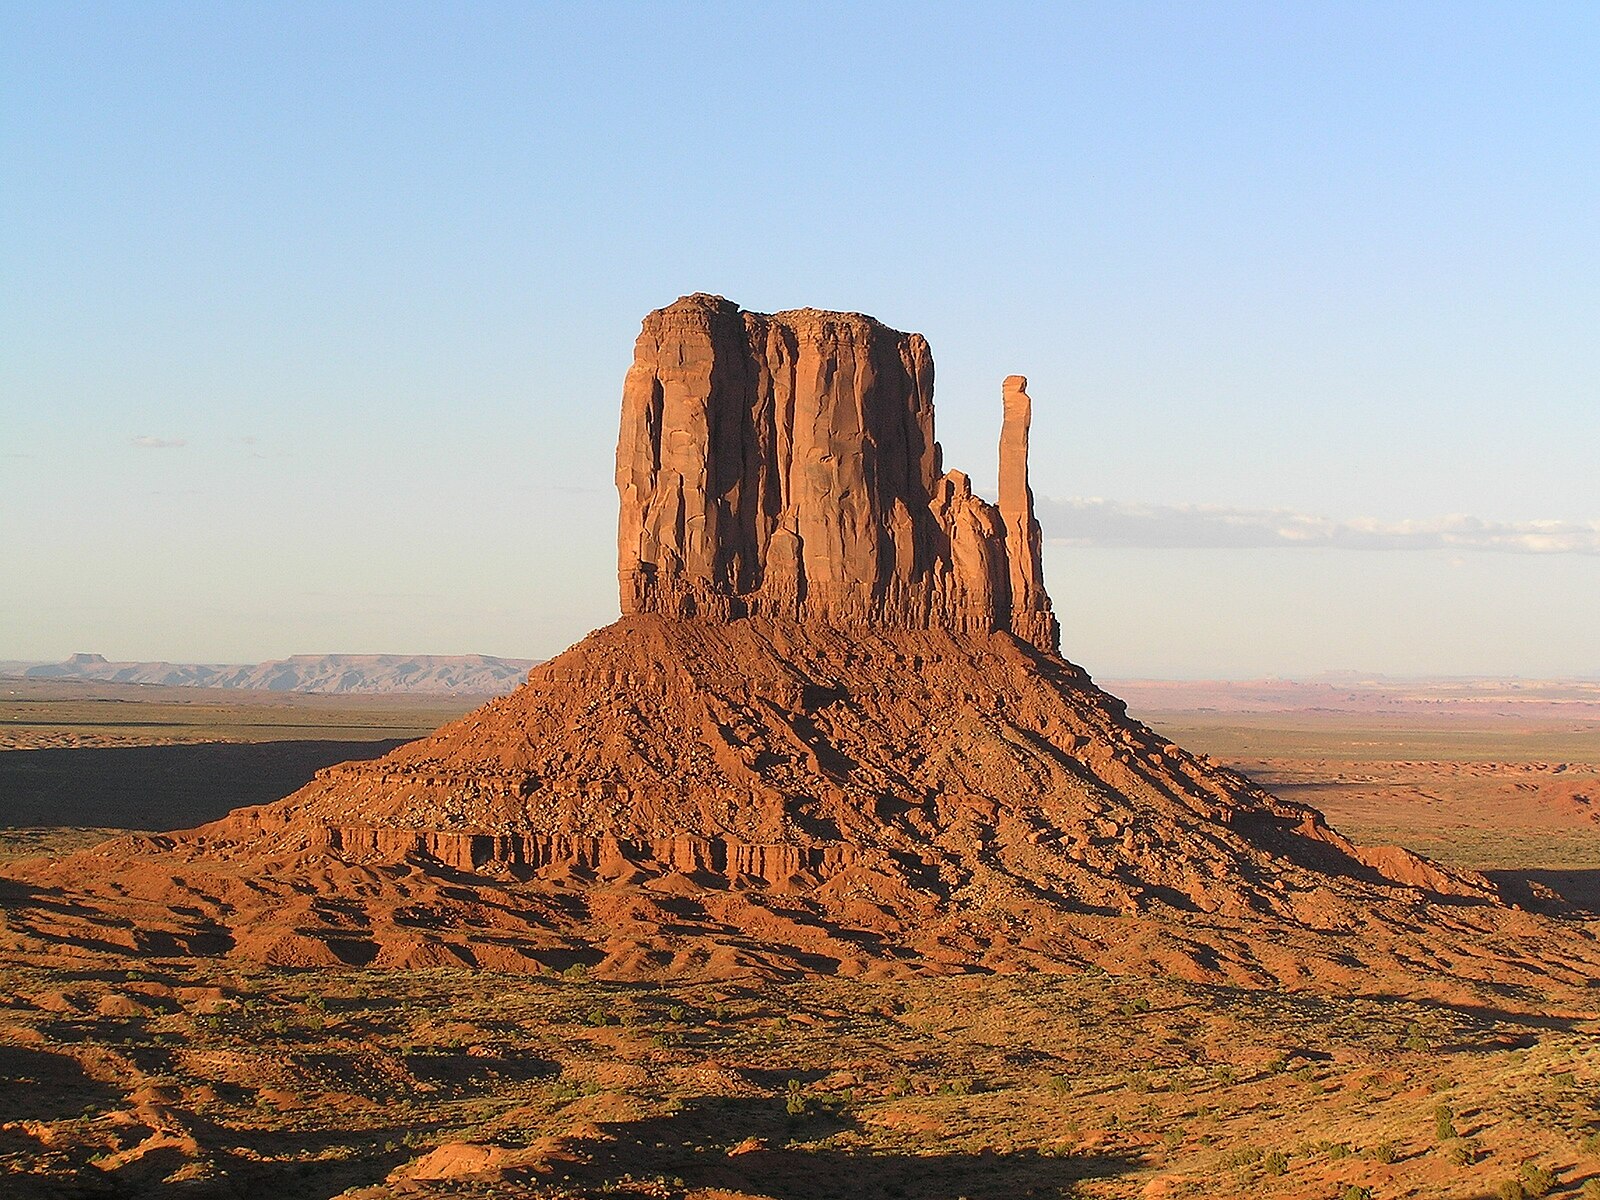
[7,294,1590,996]
[0,652,537,695]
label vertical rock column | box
[998,375,1060,653]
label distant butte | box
[5,295,1592,998]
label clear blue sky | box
[3,2,1597,676]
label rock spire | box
[616,294,1058,652]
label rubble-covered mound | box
[2,295,1590,996]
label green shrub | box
[1518,1162,1556,1198]
[1263,1149,1288,1176]
[785,1079,806,1116]
[1372,1141,1398,1164]
[1435,1102,1458,1141]
[1497,1181,1526,1200]
[1342,1186,1373,1200]
[1447,1138,1481,1165]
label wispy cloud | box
[131,435,186,449]
[1037,497,1600,555]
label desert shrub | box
[561,963,588,981]
[1582,1131,1600,1153]
[1120,996,1151,1015]
[1263,1149,1288,1175]
[1553,1071,1577,1087]
[1403,1021,1429,1050]
[1435,1102,1458,1140]
[1045,1074,1071,1095]
[1447,1138,1482,1165]
[1497,1181,1527,1200]
[1372,1141,1398,1164]
[1292,1065,1316,1082]
[667,1004,686,1022]
[785,1079,807,1116]
[1225,1146,1263,1168]
[1128,1073,1152,1094]
[1580,1179,1600,1200]
[1212,1064,1236,1086]
[584,1006,610,1027]
[1518,1162,1556,1198]
[1341,1186,1372,1200]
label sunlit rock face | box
[616,294,1058,653]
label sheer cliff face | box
[617,294,1059,652]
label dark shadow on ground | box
[561,1095,1137,1198]
[1489,867,1600,916]
[0,739,408,830]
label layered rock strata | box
[617,294,1058,652]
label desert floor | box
[1,676,1598,1199]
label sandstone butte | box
[3,294,1593,999]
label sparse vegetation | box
[4,673,1599,1197]
[1518,1162,1557,1198]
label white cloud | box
[131,436,186,449]
[1036,497,1600,555]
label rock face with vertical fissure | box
[617,294,1058,652]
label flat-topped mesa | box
[616,294,1059,652]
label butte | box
[1,295,1585,996]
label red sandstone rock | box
[617,295,1057,651]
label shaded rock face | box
[617,294,1058,652]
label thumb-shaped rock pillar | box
[999,376,1059,653]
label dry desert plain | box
[1,675,1598,1199]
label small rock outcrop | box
[617,294,1058,652]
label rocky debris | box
[617,294,1057,652]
